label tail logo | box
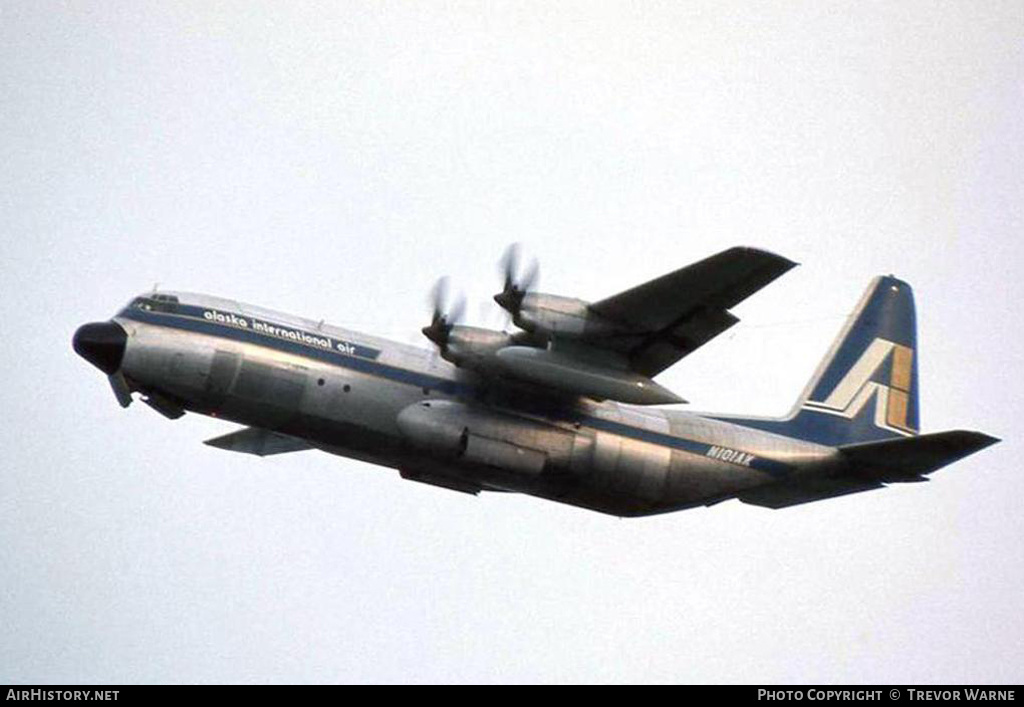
[803,338,916,435]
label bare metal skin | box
[73,249,997,516]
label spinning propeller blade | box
[494,243,539,315]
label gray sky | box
[2,1,1022,684]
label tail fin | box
[723,275,921,446]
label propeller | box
[422,276,466,350]
[494,243,539,316]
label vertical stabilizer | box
[720,276,920,446]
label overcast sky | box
[2,1,1022,684]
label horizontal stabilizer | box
[839,430,999,482]
[738,478,885,509]
[204,427,312,456]
[739,430,998,509]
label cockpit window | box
[131,294,180,313]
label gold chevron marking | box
[807,338,917,435]
[886,388,913,432]
[891,345,913,392]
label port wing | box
[590,247,797,376]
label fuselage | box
[93,291,838,516]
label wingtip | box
[946,430,1001,453]
[736,246,799,271]
[973,432,1001,448]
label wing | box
[589,247,797,376]
[204,427,313,456]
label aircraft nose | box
[73,321,127,374]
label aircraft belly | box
[589,432,670,501]
[387,400,792,515]
[525,409,837,516]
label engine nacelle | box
[514,293,622,340]
[440,326,515,371]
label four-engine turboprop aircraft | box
[73,246,997,516]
